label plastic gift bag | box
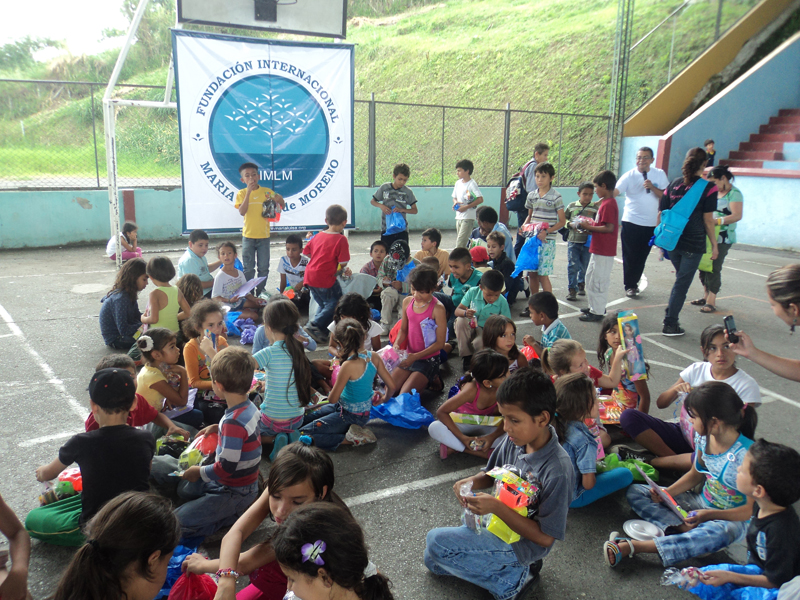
[384,211,407,235]
[167,572,217,600]
[370,389,434,429]
[224,311,243,336]
[154,544,197,598]
[596,453,659,483]
[511,236,542,278]
[520,344,539,362]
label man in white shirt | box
[614,146,669,297]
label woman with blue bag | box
[655,148,718,337]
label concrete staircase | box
[721,109,800,171]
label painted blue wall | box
[664,34,800,179]
[733,175,800,250]
[619,136,663,175]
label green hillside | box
[0,0,758,187]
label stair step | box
[739,141,785,152]
[769,115,800,125]
[729,150,783,160]
[778,108,800,117]
[720,159,764,168]
[750,133,800,143]
[759,123,800,134]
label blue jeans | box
[567,242,591,290]
[241,236,270,296]
[626,484,748,566]
[570,468,633,508]
[425,526,531,600]
[172,408,205,430]
[309,282,342,331]
[300,403,369,450]
[664,249,703,327]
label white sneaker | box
[345,425,377,446]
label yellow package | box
[486,506,528,544]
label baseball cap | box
[88,368,136,410]
[469,246,490,263]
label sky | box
[1,0,129,57]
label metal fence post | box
[440,106,446,187]
[90,84,101,188]
[715,0,724,41]
[368,92,376,188]
[556,114,563,186]
[668,15,677,83]
[502,103,511,186]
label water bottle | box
[283,591,297,600]
[460,482,482,533]
[661,567,702,589]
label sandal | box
[690,298,707,306]
[699,304,717,313]
[603,531,634,567]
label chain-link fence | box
[0,78,609,190]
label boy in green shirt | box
[453,270,510,370]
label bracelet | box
[216,568,240,580]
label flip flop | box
[604,531,635,567]
[700,304,717,313]
[690,298,707,306]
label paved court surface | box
[1,229,799,600]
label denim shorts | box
[408,354,441,383]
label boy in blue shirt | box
[454,270,510,371]
[523,291,571,357]
[425,368,573,599]
[177,230,221,297]
[469,206,516,262]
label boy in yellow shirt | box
[235,162,285,296]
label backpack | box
[653,179,706,251]
[504,158,536,212]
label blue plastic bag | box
[384,211,407,235]
[370,389,434,429]
[154,544,197,599]
[511,236,542,278]
[225,311,243,336]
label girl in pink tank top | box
[392,267,447,395]
[428,349,510,459]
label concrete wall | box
[619,136,664,175]
[624,0,798,137]
[661,32,800,178]
[734,174,800,250]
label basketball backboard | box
[177,0,347,39]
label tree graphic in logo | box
[209,75,329,198]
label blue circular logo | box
[208,74,329,197]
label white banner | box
[173,31,354,232]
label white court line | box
[0,302,89,421]
[344,467,476,508]
[648,359,684,370]
[640,334,800,410]
[18,431,82,448]
[723,266,767,278]
[0,269,116,280]
[0,333,14,338]
[727,258,783,268]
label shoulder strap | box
[670,179,707,219]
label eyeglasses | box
[635,156,654,162]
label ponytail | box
[682,147,708,185]
[357,572,394,600]
[741,404,758,440]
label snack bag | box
[484,467,539,544]
[617,310,647,381]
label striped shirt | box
[253,341,304,421]
[200,400,261,487]
[525,188,564,241]
[541,318,572,349]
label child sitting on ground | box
[414,228,450,278]
[486,231,521,305]
[469,205,516,261]
[597,312,651,416]
[0,492,31,598]
[106,221,142,262]
[378,239,418,335]
[684,439,800,600]
[429,350,509,459]
[277,234,310,310]
[253,300,313,460]
[176,273,205,310]
[85,355,189,439]
[141,256,192,333]
[393,267,447,394]
[454,270,511,371]
[425,368,574,598]
[361,240,388,311]
[469,246,491,273]
[177,229,221,297]
[605,382,757,569]
[99,258,147,350]
[135,328,204,430]
[301,320,395,449]
[182,299,230,426]
[53,492,179,600]
[153,347,263,539]
[212,241,263,322]
[554,373,634,508]
[482,314,528,373]
[523,291,572,357]
[28,369,155,546]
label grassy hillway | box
[0,0,756,186]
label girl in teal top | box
[301,319,395,450]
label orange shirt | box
[183,337,229,390]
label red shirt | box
[84,393,159,432]
[589,197,619,257]
[302,231,350,288]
